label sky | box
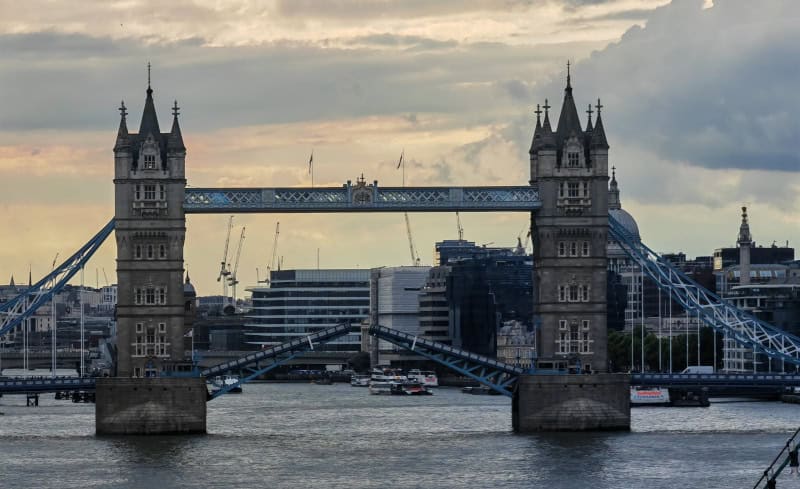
[1,0,800,297]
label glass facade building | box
[245,269,370,351]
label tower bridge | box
[4,70,800,434]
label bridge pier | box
[95,377,206,435]
[513,374,630,432]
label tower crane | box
[404,212,421,266]
[265,222,280,284]
[217,215,234,304]
[456,211,464,241]
[228,227,246,307]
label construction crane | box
[404,212,421,266]
[265,222,280,285]
[228,227,246,306]
[217,215,234,304]
[456,212,464,241]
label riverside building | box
[245,269,369,351]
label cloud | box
[532,0,800,172]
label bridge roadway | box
[6,371,798,398]
[631,372,800,397]
[0,351,84,370]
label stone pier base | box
[513,373,630,432]
[95,377,207,435]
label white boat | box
[630,386,670,406]
[368,380,395,395]
[211,374,243,393]
[351,374,371,387]
[407,369,438,387]
[371,367,407,383]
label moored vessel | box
[630,386,670,406]
[407,369,438,387]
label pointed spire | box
[566,60,572,92]
[738,206,752,245]
[608,166,621,210]
[168,100,186,152]
[28,264,32,287]
[585,103,594,132]
[139,63,161,137]
[114,101,130,151]
[555,62,583,148]
[540,99,556,149]
[529,104,543,154]
[590,98,609,149]
[9,274,15,287]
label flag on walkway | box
[184,329,193,338]
[308,151,314,174]
[396,149,404,169]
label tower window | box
[147,244,154,259]
[134,245,142,259]
[143,154,156,170]
[145,288,156,305]
[582,182,589,197]
[567,152,580,167]
[558,242,566,257]
[567,182,580,198]
[158,287,167,305]
[558,286,566,302]
[144,185,156,200]
[134,185,142,200]
[159,184,166,201]
[569,285,579,301]
[559,183,565,198]
[582,241,590,256]
[159,244,167,259]
[134,288,142,305]
[570,242,578,256]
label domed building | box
[606,169,643,332]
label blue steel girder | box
[0,219,115,338]
[0,376,96,394]
[201,323,351,379]
[184,184,540,213]
[208,354,300,400]
[368,324,524,396]
[608,215,800,367]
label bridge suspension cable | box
[0,219,115,338]
[609,215,800,368]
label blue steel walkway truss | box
[202,323,351,399]
[184,183,540,213]
[609,215,800,368]
[368,324,524,397]
[0,219,115,338]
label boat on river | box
[351,374,371,387]
[407,369,438,387]
[210,374,242,393]
[630,386,670,406]
[368,381,395,395]
[391,382,433,396]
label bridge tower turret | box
[113,76,188,378]
[529,69,609,373]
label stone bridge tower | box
[529,71,610,373]
[113,77,188,377]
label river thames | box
[0,382,796,488]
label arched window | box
[147,245,154,259]
[159,244,166,259]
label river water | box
[0,382,796,488]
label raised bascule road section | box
[4,72,800,434]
